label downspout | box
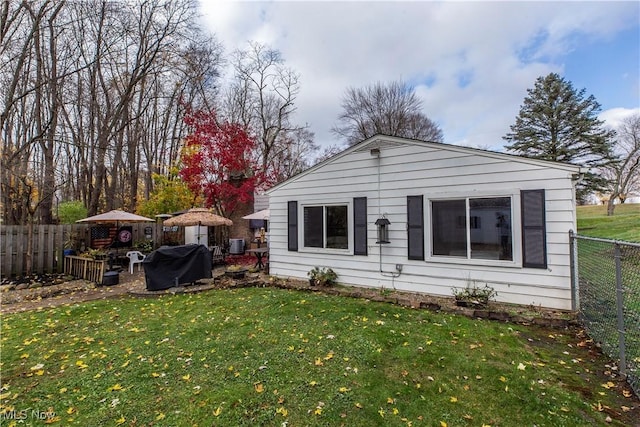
[371,147,401,280]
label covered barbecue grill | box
[143,244,212,291]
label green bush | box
[133,240,153,253]
[307,267,338,287]
[57,200,87,224]
[452,281,497,307]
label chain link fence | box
[570,232,640,395]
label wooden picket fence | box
[63,255,107,284]
[0,223,164,278]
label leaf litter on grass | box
[0,287,638,426]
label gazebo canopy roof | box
[162,208,233,227]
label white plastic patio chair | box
[126,251,146,274]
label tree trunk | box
[606,195,616,216]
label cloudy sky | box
[199,1,639,152]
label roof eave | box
[267,134,582,194]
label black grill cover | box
[143,244,212,291]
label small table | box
[246,248,269,269]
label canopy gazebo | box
[163,208,233,246]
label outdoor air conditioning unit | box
[229,238,244,255]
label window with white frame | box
[303,205,348,249]
[431,197,513,261]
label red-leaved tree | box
[179,108,268,216]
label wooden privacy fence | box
[0,223,164,277]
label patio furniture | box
[246,247,269,270]
[210,245,225,265]
[126,251,146,274]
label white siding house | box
[266,135,582,310]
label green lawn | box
[1,288,636,426]
[577,203,640,242]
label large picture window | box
[304,205,348,249]
[431,197,512,261]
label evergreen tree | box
[503,73,616,200]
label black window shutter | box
[287,201,298,251]
[521,189,547,269]
[353,197,367,255]
[407,195,424,260]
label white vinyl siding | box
[268,136,580,310]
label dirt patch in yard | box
[0,270,146,314]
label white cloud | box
[199,1,639,152]
[600,107,640,130]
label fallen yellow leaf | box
[44,415,61,424]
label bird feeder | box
[375,217,391,244]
